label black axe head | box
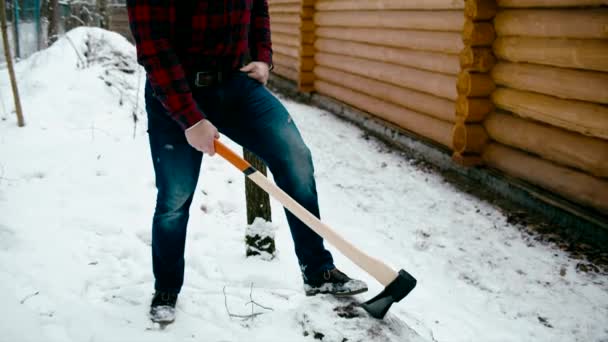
[360,269,417,319]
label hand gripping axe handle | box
[214,140,417,319]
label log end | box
[465,0,498,21]
[463,20,496,47]
[452,122,489,154]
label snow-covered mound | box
[0,27,606,342]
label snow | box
[1,27,607,342]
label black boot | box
[304,268,368,296]
[149,291,178,323]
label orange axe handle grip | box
[214,140,252,172]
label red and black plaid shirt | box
[127,0,272,130]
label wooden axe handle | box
[214,140,398,286]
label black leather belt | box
[191,70,227,87]
[189,63,244,88]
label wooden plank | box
[485,111,608,177]
[492,62,608,104]
[316,0,465,11]
[314,66,456,122]
[315,38,459,75]
[491,87,608,140]
[314,80,455,148]
[316,27,463,54]
[314,10,464,32]
[483,143,608,213]
[494,9,608,39]
[493,37,608,73]
[315,52,458,100]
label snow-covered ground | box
[0,28,606,342]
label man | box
[127,0,367,324]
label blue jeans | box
[145,73,334,293]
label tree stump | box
[244,149,275,259]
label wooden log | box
[272,23,300,35]
[460,46,496,72]
[497,0,608,7]
[492,62,608,104]
[315,38,459,75]
[482,143,608,213]
[315,52,459,100]
[273,52,299,70]
[273,44,300,58]
[270,0,311,4]
[457,71,496,97]
[300,71,315,84]
[269,4,301,13]
[452,152,484,167]
[484,112,608,177]
[272,32,300,47]
[291,20,315,31]
[493,37,608,73]
[491,87,608,140]
[301,44,315,57]
[315,27,463,54]
[463,19,496,47]
[273,64,298,81]
[465,0,498,20]
[270,0,301,4]
[313,10,464,32]
[316,0,465,11]
[314,80,454,148]
[494,9,608,39]
[452,122,489,154]
[271,13,301,25]
[299,58,315,72]
[456,96,494,122]
[314,65,456,122]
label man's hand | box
[240,62,270,85]
[185,119,220,155]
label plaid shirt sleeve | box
[127,0,204,130]
[250,0,273,66]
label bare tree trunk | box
[96,0,108,29]
[244,149,275,257]
[0,0,25,127]
[47,0,58,44]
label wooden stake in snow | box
[0,0,25,127]
[243,149,275,258]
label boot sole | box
[305,286,368,297]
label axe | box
[214,140,417,319]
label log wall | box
[311,0,465,150]
[487,1,608,214]
[269,0,316,91]
[266,0,608,215]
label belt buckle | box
[195,71,215,87]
